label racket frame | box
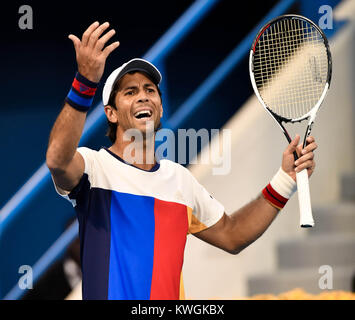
[249,14,332,227]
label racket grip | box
[296,169,315,228]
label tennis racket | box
[249,14,332,227]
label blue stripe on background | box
[108,191,156,300]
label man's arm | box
[46,21,119,191]
[46,104,86,191]
[194,134,317,254]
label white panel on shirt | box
[53,147,225,230]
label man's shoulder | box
[77,146,97,153]
[76,147,105,170]
[159,159,193,176]
[77,146,101,158]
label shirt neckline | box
[102,147,160,172]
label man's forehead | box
[118,72,155,89]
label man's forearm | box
[227,195,279,254]
[194,136,317,255]
[46,103,86,170]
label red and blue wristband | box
[65,72,98,112]
[262,167,297,210]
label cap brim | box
[102,58,162,106]
[118,59,161,86]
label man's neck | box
[109,133,156,171]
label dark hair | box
[105,71,162,143]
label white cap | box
[102,58,162,105]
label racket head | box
[249,14,332,123]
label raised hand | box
[68,21,120,83]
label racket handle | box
[296,169,315,228]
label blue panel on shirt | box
[70,177,113,300]
[108,191,155,300]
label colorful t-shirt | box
[53,147,224,300]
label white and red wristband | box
[262,167,297,210]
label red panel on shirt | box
[150,199,189,300]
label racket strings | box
[253,17,328,120]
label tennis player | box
[46,22,317,300]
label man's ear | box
[104,105,118,124]
[160,104,163,118]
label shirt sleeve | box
[188,173,225,234]
[50,147,95,207]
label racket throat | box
[303,123,314,148]
[280,123,299,161]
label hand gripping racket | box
[249,14,332,227]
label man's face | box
[114,72,163,134]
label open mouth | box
[134,110,152,120]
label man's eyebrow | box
[120,83,155,91]
[121,86,137,91]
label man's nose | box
[137,90,149,103]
